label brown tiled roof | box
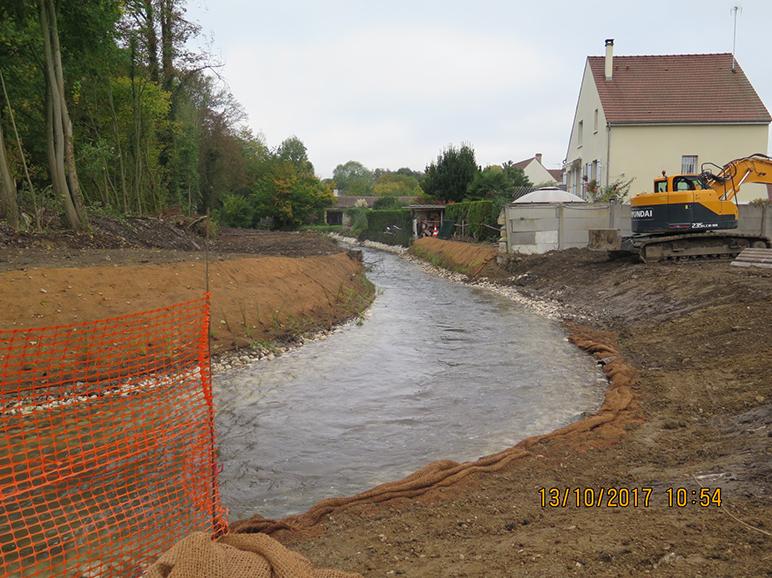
[588,53,771,124]
[547,169,563,182]
[512,158,533,170]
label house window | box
[577,121,583,147]
[593,109,599,133]
[681,155,698,174]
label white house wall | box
[522,161,560,186]
[565,61,608,198]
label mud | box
[1,221,771,577]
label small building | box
[409,204,446,238]
[564,40,771,203]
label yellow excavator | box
[592,153,772,262]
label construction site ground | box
[1,218,771,577]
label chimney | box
[535,153,543,164]
[605,39,614,81]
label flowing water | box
[213,247,605,521]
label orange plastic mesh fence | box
[0,296,227,578]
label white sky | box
[185,0,772,179]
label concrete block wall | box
[501,202,772,254]
[737,204,772,237]
[502,203,632,254]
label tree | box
[0,119,19,228]
[332,160,373,195]
[467,166,515,200]
[40,0,89,231]
[276,135,314,175]
[373,173,421,197]
[421,143,478,203]
[251,137,334,229]
[501,161,533,188]
[372,196,405,210]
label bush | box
[444,200,497,241]
[362,209,413,246]
[372,196,406,210]
[219,194,253,228]
[345,206,369,237]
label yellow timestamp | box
[539,487,653,508]
[666,487,722,507]
[539,487,722,508]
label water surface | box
[214,247,604,520]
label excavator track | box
[622,232,771,263]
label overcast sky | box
[185,0,772,179]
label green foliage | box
[252,158,335,229]
[276,135,314,175]
[422,143,478,202]
[372,195,405,210]
[586,177,635,202]
[444,200,497,240]
[501,161,533,188]
[345,206,368,236]
[467,166,515,200]
[332,160,373,195]
[361,209,413,246]
[373,173,421,197]
[218,193,253,228]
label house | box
[564,40,771,203]
[512,154,563,187]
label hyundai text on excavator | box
[590,153,772,262]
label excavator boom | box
[702,153,772,203]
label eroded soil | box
[1,219,771,577]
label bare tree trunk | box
[1,71,38,230]
[40,0,86,232]
[0,121,19,229]
[106,79,128,212]
[47,0,88,228]
[143,0,160,84]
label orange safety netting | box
[0,296,226,578]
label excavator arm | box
[702,153,772,202]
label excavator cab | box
[633,173,737,234]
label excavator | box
[590,153,772,262]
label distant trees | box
[216,136,334,230]
[332,160,373,196]
[373,173,422,197]
[0,0,303,231]
[421,143,477,203]
[251,137,334,229]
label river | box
[212,246,605,521]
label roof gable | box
[588,53,771,125]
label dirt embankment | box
[283,241,772,578]
[2,222,772,577]
[0,220,373,354]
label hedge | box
[444,201,496,240]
